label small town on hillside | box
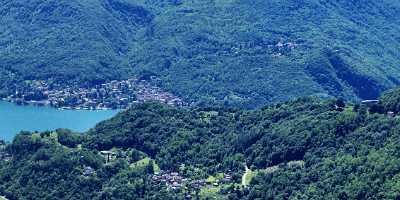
[2,78,186,110]
[226,39,302,58]
[151,170,233,191]
[88,148,236,199]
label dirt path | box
[242,165,250,186]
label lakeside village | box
[2,78,186,110]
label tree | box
[336,98,346,108]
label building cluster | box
[225,39,301,57]
[3,78,186,110]
[135,80,186,107]
[0,148,11,162]
[100,150,118,163]
[151,171,233,192]
[361,99,397,117]
[271,41,299,57]
[82,166,95,177]
[221,173,233,183]
[152,171,189,190]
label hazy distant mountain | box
[1,0,400,107]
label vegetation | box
[2,88,400,199]
[130,157,160,173]
[1,1,400,107]
[2,1,400,199]
[379,88,400,114]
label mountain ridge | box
[1,0,400,108]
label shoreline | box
[0,99,124,111]
[0,101,120,142]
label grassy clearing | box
[242,161,304,186]
[206,173,225,184]
[206,175,217,184]
[243,167,277,186]
[199,186,223,199]
[130,157,160,173]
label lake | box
[0,101,119,142]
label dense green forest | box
[1,0,400,107]
[2,2,400,198]
[2,88,400,199]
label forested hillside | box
[2,89,400,199]
[1,0,400,107]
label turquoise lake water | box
[0,101,119,142]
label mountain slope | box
[2,89,400,199]
[1,0,400,107]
